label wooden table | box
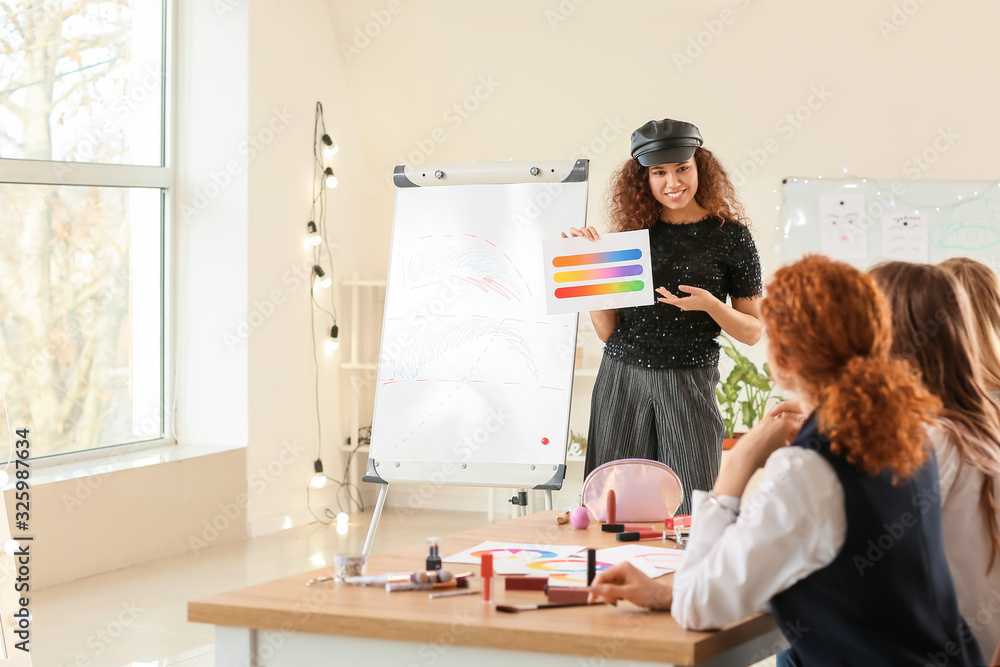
[189,511,787,666]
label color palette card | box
[541,229,654,315]
[443,540,585,567]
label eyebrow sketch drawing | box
[882,214,928,262]
[933,198,1000,251]
[404,243,529,302]
[390,319,537,381]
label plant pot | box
[722,433,746,451]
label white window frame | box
[0,0,177,468]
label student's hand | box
[588,562,672,610]
[562,226,600,241]
[714,410,802,498]
[767,400,807,424]
[730,410,802,471]
[656,285,720,312]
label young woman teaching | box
[590,255,983,665]
[567,119,763,513]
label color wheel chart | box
[597,544,686,575]
[444,541,584,567]
[528,558,611,585]
[542,229,654,315]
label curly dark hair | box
[605,147,748,232]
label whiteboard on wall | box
[365,160,589,490]
[782,178,1000,271]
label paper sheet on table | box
[820,194,868,260]
[541,230,654,315]
[540,544,683,588]
[597,544,686,573]
[443,541,585,567]
[881,213,929,262]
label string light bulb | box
[321,134,339,161]
[324,167,339,189]
[310,459,328,489]
[325,324,340,353]
[1,539,19,556]
[313,265,332,289]
[336,512,349,525]
[306,221,322,247]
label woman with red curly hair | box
[872,261,1000,657]
[591,255,983,665]
[568,119,763,514]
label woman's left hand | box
[656,285,720,313]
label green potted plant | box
[716,335,780,450]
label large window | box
[0,1,169,458]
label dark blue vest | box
[770,414,984,666]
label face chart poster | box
[541,229,654,315]
[881,213,929,262]
[819,194,868,260]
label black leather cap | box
[630,118,703,166]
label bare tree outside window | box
[0,1,166,458]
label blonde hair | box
[940,257,1000,393]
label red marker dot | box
[541,437,549,445]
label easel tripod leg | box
[362,484,389,557]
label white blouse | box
[930,427,1000,657]
[671,446,847,630]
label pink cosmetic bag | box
[581,458,684,522]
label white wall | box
[174,0,249,446]
[246,0,377,533]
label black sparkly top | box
[603,217,762,369]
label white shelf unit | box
[337,274,386,457]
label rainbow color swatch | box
[552,248,643,267]
[554,280,645,299]
[553,265,643,283]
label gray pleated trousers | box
[583,354,724,516]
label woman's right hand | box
[767,400,806,424]
[562,226,600,241]
[589,561,672,610]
